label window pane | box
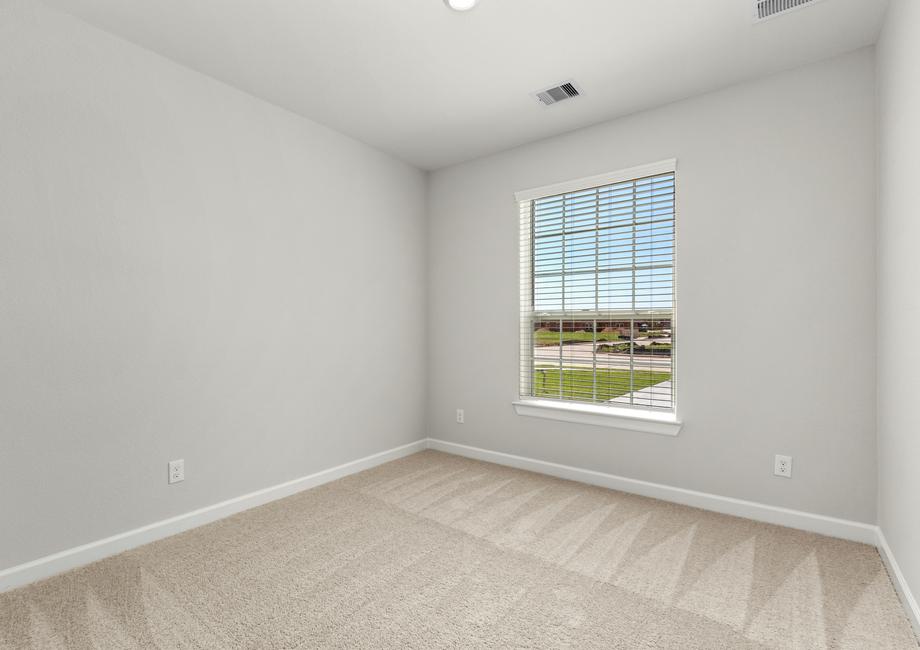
[522,170,675,411]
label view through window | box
[519,167,675,411]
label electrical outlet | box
[456,409,464,424]
[168,459,185,484]
[774,454,792,478]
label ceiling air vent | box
[754,0,822,22]
[534,81,581,107]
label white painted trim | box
[0,439,427,593]
[514,158,677,202]
[876,528,920,638]
[513,399,681,436]
[4,435,916,639]
[426,438,877,544]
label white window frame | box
[513,159,682,436]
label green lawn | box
[533,330,671,348]
[532,367,671,401]
[533,330,625,345]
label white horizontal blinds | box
[519,170,675,411]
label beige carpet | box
[0,450,916,649]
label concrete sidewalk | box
[609,380,672,408]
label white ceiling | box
[42,0,889,170]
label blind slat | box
[520,170,676,412]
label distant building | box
[534,319,670,337]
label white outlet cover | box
[456,409,464,424]
[774,454,792,478]
[168,459,185,484]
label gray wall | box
[0,0,889,576]
[0,2,427,570]
[427,49,878,523]
[877,0,920,613]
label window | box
[517,161,676,419]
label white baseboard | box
[426,438,878,545]
[5,433,914,638]
[434,437,919,639]
[876,528,920,637]
[0,439,427,593]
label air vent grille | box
[534,80,582,107]
[754,0,819,21]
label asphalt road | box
[533,342,672,371]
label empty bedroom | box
[1,0,919,647]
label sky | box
[530,172,675,313]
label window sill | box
[512,399,682,436]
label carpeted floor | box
[0,450,916,649]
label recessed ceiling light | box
[444,0,478,11]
